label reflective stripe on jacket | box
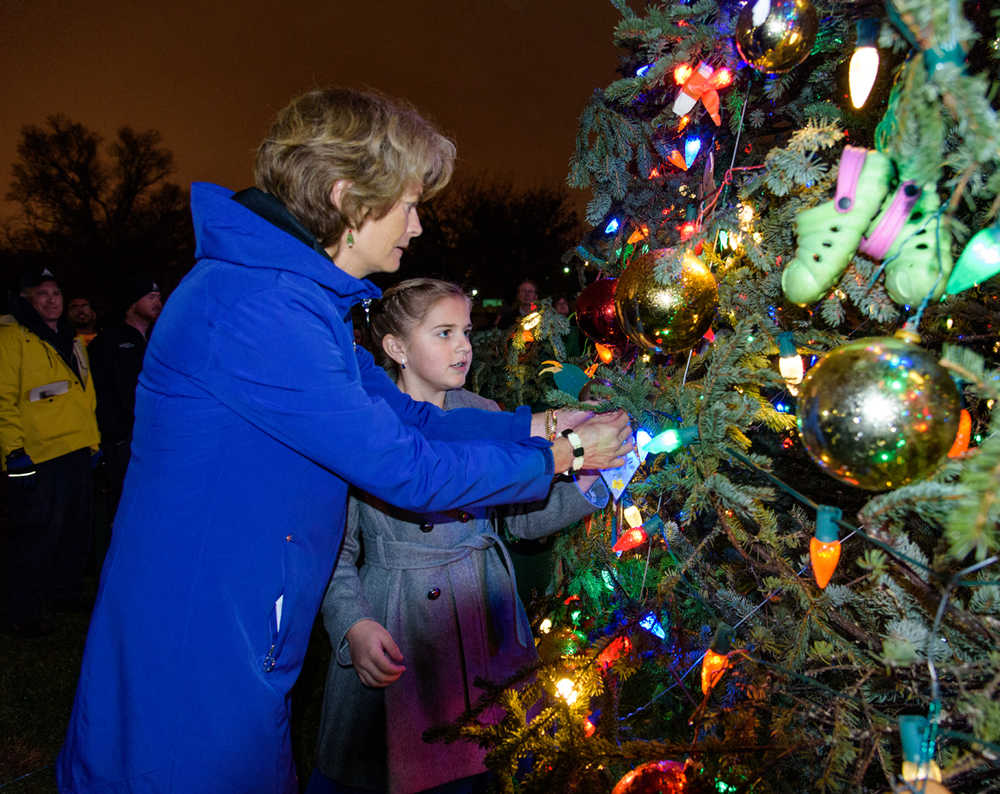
[0,316,99,464]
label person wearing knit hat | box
[117,273,162,327]
[87,273,162,547]
[1,264,100,635]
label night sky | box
[1,0,622,219]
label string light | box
[519,310,541,342]
[946,409,972,458]
[639,611,667,640]
[668,149,689,171]
[945,222,1000,294]
[810,505,842,589]
[555,677,579,705]
[849,19,880,109]
[683,136,702,168]
[597,636,632,669]
[672,61,726,125]
[777,331,804,393]
[701,625,733,694]
[898,715,943,785]
[639,426,699,456]
[627,224,650,245]
[613,527,648,553]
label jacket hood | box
[190,182,380,305]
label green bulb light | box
[946,223,1000,294]
[639,426,700,455]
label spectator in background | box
[67,295,99,345]
[552,292,583,357]
[0,266,100,636]
[496,278,539,329]
[88,274,162,519]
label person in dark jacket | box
[88,274,162,515]
[58,88,632,794]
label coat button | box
[419,521,433,533]
[427,588,441,600]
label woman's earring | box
[400,358,407,370]
[346,230,355,248]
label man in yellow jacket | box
[0,266,100,636]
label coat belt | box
[366,531,532,649]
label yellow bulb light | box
[555,677,578,704]
[849,46,879,108]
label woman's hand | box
[346,619,406,687]
[554,407,596,433]
[550,410,633,472]
[575,410,633,469]
[530,406,598,439]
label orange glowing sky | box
[1,0,621,219]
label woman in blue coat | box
[57,88,631,794]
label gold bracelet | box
[545,408,557,442]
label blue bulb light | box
[684,136,702,168]
[604,218,620,234]
[639,612,666,640]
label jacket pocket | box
[258,533,310,675]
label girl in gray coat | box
[310,279,610,794]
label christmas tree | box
[442,0,1000,791]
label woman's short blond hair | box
[254,88,456,248]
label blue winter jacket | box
[57,183,555,793]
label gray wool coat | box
[315,389,608,794]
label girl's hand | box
[346,619,406,687]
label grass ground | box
[0,593,332,794]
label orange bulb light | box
[947,409,972,458]
[810,505,842,589]
[701,648,729,694]
[595,343,615,364]
[711,67,733,89]
[810,538,842,589]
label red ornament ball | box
[576,279,629,349]
[611,759,688,794]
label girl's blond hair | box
[368,278,469,376]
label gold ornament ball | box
[614,248,718,354]
[796,333,961,491]
[735,0,818,74]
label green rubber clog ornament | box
[881,191,953,306]
[782,147,892,305]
